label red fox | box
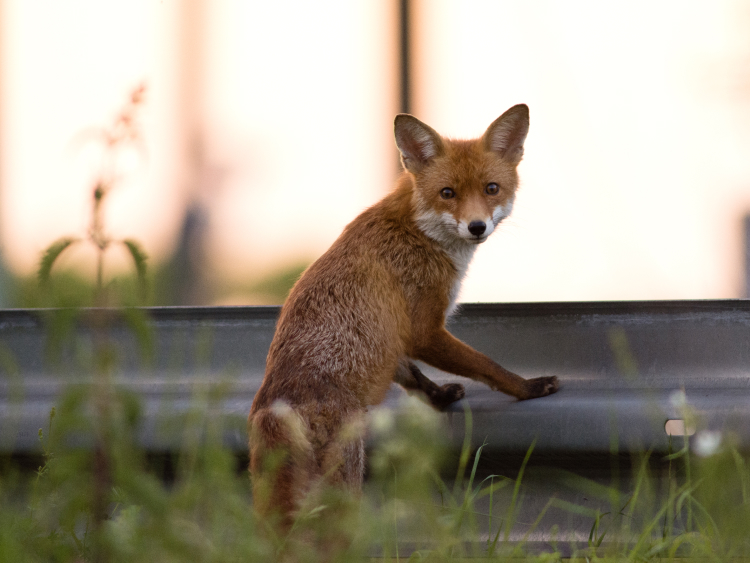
[248,104,559,529]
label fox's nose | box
[468,221,486,237]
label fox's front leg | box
[393,358,465,410]
[411,327,558,401]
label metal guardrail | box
[2,301,749,553]
[1,300,749,454]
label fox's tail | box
[248,400,314,531]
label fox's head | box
[394,105,529,249]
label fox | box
[248,104,559,530]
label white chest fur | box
[414,208,480,317]
[445,243,477,317]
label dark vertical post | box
[744,215,750,298]
[399,0,411,116]
[167,0,211,306]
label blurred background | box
[1,0,750,307]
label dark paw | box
[441,383,465,402]
[521,376,559,400]
[430,383,465,410]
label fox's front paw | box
[430,383,465,410]
[442,382,466,402]
[520,376,559,401]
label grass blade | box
[38,237,79,283]
[503,438,535,544]
[452,402,473,498]
[122,239,148,300]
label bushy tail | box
[248,400,314,532]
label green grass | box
[1,383,749,562]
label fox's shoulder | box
[341,177,454,270]
[291,176,454,296]
[322,177,415,254]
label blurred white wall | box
[1,0,750,302]
[200,1,398,277]
[413,0,750,301]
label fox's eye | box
[440,187,455,199]
[485,183,499,195]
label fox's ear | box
[394,114,444,173]
[483,104,529,164]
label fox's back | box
[251,180,455,412]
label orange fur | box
[248,104,559,530]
